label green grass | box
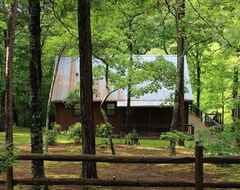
[0,126,30,144]
[1,126,171,148]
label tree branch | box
[49,0,78,38]
[186,37,213,52]
[187,0,239,52]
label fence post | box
[195,145,203,190]
[6,167,13,190]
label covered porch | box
[120,103,190,135]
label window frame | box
[73,103,81,116]
[106,102,116,116]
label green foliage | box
[160,130,192,142]
[64,85,80,107]
[130,56,176,99]
[160,130,192,156]
[96,123,114,149]
[195,122,240,156]
[129,129,138,139]
[96,123,113,138]
[67,122,82,144]
[0,144,17,172]
[125,129,139,145]
[47,122,61,145]
[231,120,240,145]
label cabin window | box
[106,103,116,116]
[73,103,81,115]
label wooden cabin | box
[51,55,193,135]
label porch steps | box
[188,112,206,132]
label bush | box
[47,122,61,145]
[67,122,82,144]
[96,123,114,148]
[160,130,192,143]
[96,123,113,138]
[195,124,240,156]
[0,144,17,172]
[125,129,139,145]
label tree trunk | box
[221,93,225,126]
[29,0,48,189]
[232,66,238,121]
[45,44,66,153]
[125,82,131,133]
[78,0,98,178]
[125,48,133,134]
[100,91,117,156]
[5,1,17,189]
[170,0,185,155]
[196,51,201,109]
[100,61,116,155]
[0,29,7,132]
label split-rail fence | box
[1,146,240,190]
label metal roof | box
[52,55,193,107]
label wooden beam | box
[13,178,195,187]
[17,154,195,163]
[204,182,240,189]
[203,157,240,164]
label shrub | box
[0,144,17,172]
[160,130,192,143]
[160,130,192,156]
[195,124,240,156]
[47,122,61,145]
[67,122,82,144]
[125,129,139,145]
[96,123,113,138]
[96,123,114,148]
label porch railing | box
[205,112,222,128]
[122,124,194,136]
[189,103,203,121]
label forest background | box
[0,0,239,129]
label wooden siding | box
[55,103,80,131]
[54,102,121,133]
[54,101,190,134]
[93,102,122,134]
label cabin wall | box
[54,101,190,134]
[54,103,80,131]
[54,102,121,133]
[93,102,121,134]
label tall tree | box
[0,0,7,132]
[232,66,239,120]
[29,0,48,189]
[5,1,17,189]
[170,0,185,155]
[78,0,97,178]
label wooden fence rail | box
[2,146,240,189]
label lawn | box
[0,126,171,148]
[0,126,31,144]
